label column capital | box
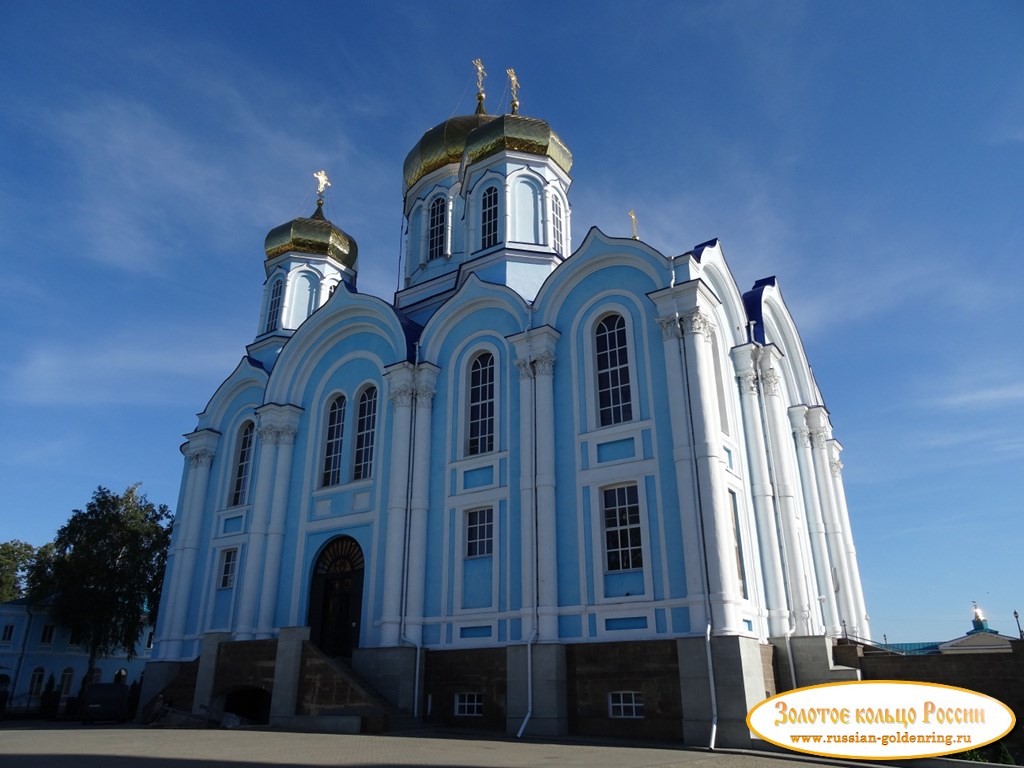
[810,429,828,450]
[389,385,415,407]
[656,315,682,341]
[830,459,844,477]
[680,308,713,337]
[794,427,811,448]
[534,350,556,377]
[414,363,439,404]
[760,367,781,396]
[186,448,215,469]
[736,370,759,396]
[514,358,534,380]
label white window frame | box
[552,193,564,255]
[1,624,13,643]
[218,547,238,589]
[466,351,495,456]
[454,691,484,717]
[321,394,347,487]
[480,185,499,250]
[428,195,446,260]
[229,422,255,507]
[602,483,643,573]
[595,312,634,427]
[40,624,55,645]
[608,690,645,719]
[465,507,494,558]
[265,278,284,333]
[352,385,378,481]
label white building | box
[147,67,869,743]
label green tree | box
[27,484,173,678]
[0,539,36,602]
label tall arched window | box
[480,186,498,250]
[596,314,633,426]
[322,395,346,487]
[467,352,495,455]
[353,386,377,481]
[552,194,564,255]
[230,422,254,506]
[428,196,446,261]
[265,279,283,333]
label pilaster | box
[405,363,439,644]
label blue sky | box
[1,2,1022,644]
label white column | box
[542,184,553,250]
[730,345,788,636]
[445,194,454,258]
[256,405,302,637]
[514,356,537,640]
[380,365,415,647]
[789,406,841,635]
[404,364,438,645]
[161,432,216,659]
[680,308,740,634]
[828,439,869,638]
[234,421,278,639]
[757,353,816,634]
[655,316,707,628]
[533,347,559,640]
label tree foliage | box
[0,539,37,602]
[27,484,173,671]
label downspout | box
[752,341,798,691]
[672,254,718,750]
[517,303,540,739]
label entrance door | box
[308,536,364,658]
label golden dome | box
[463,114,572,175]
[403,114,497,192]
[264,201,357,269]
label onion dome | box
[264,199,357,269]
[463,114,572,176]
[403,113,497,192]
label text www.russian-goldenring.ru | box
[790,732,973,747]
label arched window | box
[265,279,283,333]
[467,352,495,455]
[428,196,446,261]
[480,186,499,250]
[322,395,346,487]
[552,194,564,255]
[59,668,74,697]
[230,422,254,506]
[596,314,633,426]
[353,386,377,481]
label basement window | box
[454,691,484,717]
[608,691,645,719]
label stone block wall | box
[566,639,682,741]
[424,647,507,730]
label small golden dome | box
[463,114,572,175]
[403,114,497,192]
[264,201,358,268]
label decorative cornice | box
[656,315,682,341]
[760,367,781,396]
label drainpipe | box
[671,254,718,750]
[515,629,538,738]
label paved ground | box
[0,721,846,768]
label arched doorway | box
[308,536,364,658]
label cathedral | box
[148,64,869,745]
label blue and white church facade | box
[149,74,869,743]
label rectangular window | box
[146,631,154,650]
[454,691,484,717]
[59,668,74,697]
[466,507,494,558]
[219,548,238,589]
[1,624,13,642]
[596,314,633,426]
[603,484,642,572]
[467,352,494,455]
[608,691,645,719]
[40,624,55,645]
[729,490,749,599]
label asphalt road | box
[0,722,847,768]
